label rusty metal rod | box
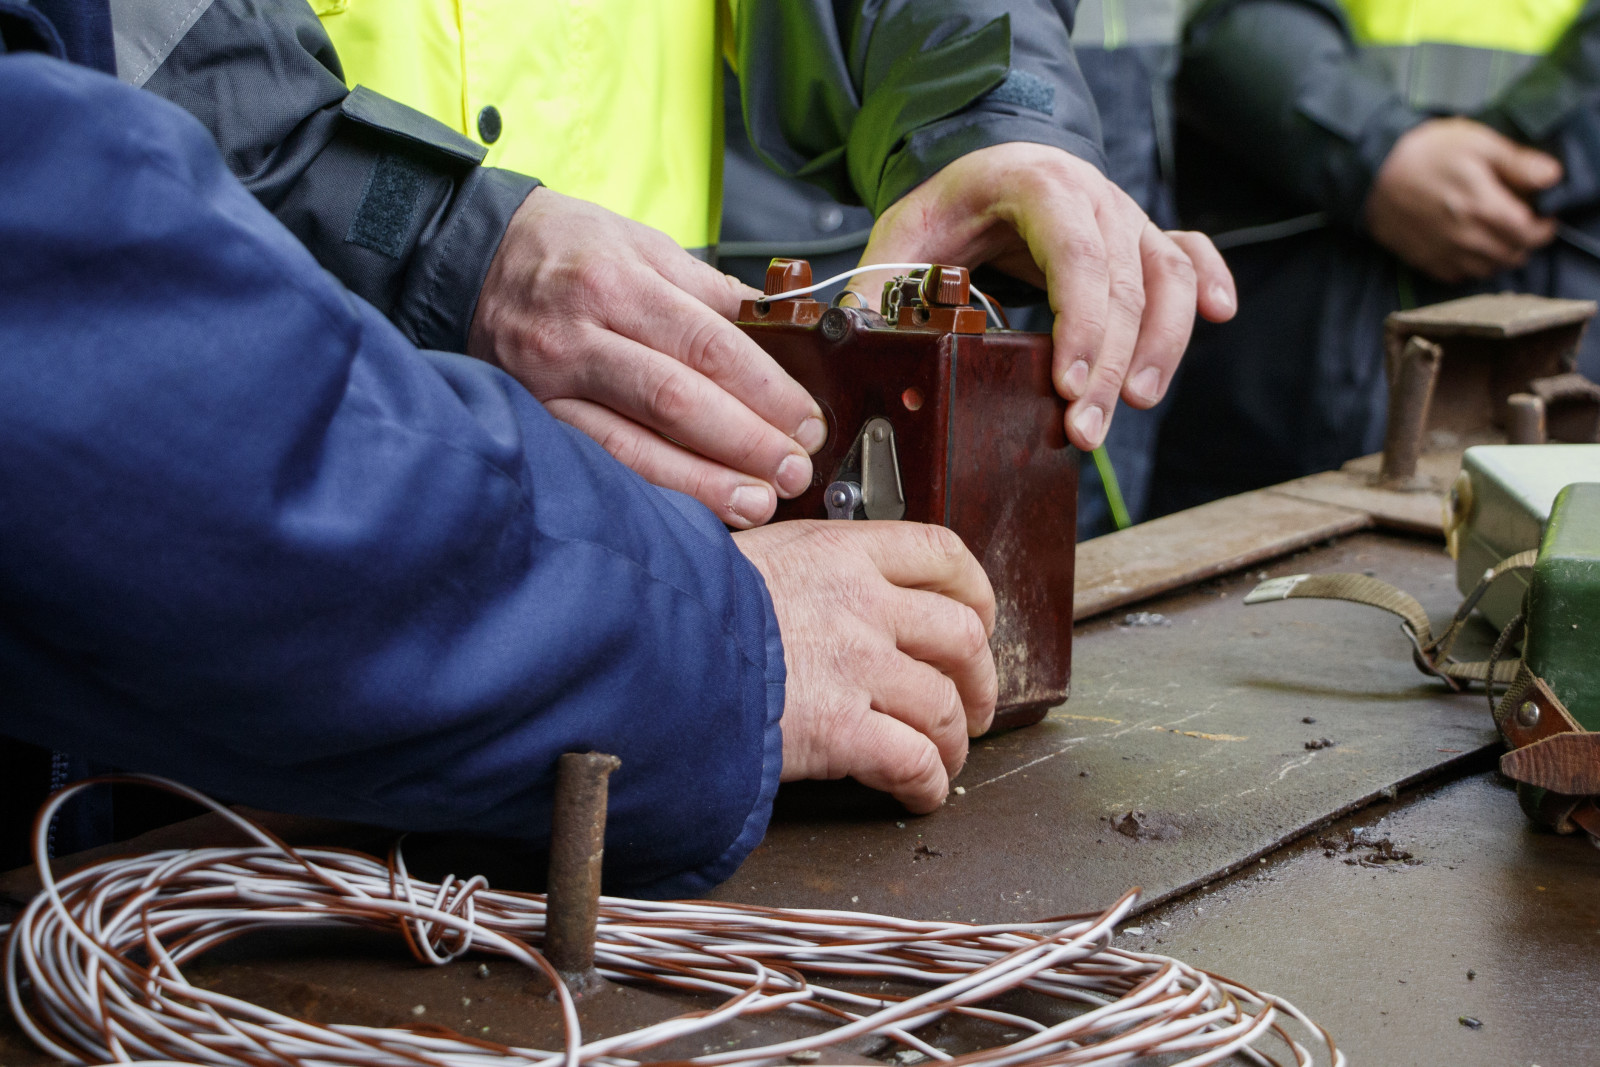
[1506,392,1547,445]
[545,751,620,989]
[1379,336,1444,485]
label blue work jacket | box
[0,4,784,896]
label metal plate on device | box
[712,533,1498,922]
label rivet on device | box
[1517,701,1541,729]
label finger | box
[1003,181,1111,406]
[866,649,970,777]
[1488,139,1564,194]
[1470,179,1558,254]
[606,264,828,455]
[645,245,763,321]
[572,327,817,498]
[843,522,997,635]
[1063,193,1149,449]
[1118,224,1199,411]
[890,587,998,736]
[1167,230,1237,323]
[545,398,777,527]
[835,707,953,813]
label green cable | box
[1092,445,1132,530]
[1397,265,1418,312]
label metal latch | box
[824,416,905,520]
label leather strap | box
[1244,550,1537,686]
[1248,554,1600,838]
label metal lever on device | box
[824,416,906,520]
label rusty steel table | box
[5,475,1598,1066]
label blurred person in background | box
[1150,0,1600,514]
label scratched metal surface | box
[1120,771,1600,1066]
[711,532,1500,922]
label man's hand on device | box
[857,142,1238,452]
[469,188,827,528]
[735,520,999,813]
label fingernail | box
[729,484,773,525]
[795,414,828,453]
[1129,366,1162,404]
[1072,404,1105,449]
[775,453,811,497]
[1062,359,1091,397]
[1210,285,1236,316]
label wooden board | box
[1074,489,1371,622]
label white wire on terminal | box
[764,262,1003,327]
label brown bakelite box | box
[737,259,1078,732]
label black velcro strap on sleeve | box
[346,152,428,258]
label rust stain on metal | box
[544,751,620,995]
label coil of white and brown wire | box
[2,776,1343,1067]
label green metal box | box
[1447,445,1600,630]
[1524,483,1600,731]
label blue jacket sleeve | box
[0,52,784,897]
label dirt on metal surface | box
[713,533,1499,922]
[1118,771,1600,1066]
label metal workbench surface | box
[4,524,1596,1066]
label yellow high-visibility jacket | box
[314,0,728,252]
[1339,0,1588,113]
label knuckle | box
[953,606,990,660]
[593,421,643,470]
[935,680,966,739]
[645,370,696,425]
[891,742,945,796]
[1108,273,1147,318]
[1152,245,1197,288]
[916,522,969,567]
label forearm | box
[1180,0,1424,225]
[137,0,536,354]
[0,55,781,896]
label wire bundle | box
[4,777,1344,1067]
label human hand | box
[468,188,827,528]
[1366,117,1562,284]
[853,142,1236,451]
[734,520,998,812]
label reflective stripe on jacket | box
[314,0,725,252]
[1340,0,1586,112]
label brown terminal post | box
[545,751,620,994]
[1506,393,1548,444]
[1379,336,1444,486]
[764,258,812,297]
[918,265,970,307]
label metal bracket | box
[824,417,906,520]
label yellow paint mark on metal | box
[1152,726,1249,742]
[1048,713,1124,724]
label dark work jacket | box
[0,10,783,895]
[1153,0,1600,513]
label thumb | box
[1488,138,1564,194]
